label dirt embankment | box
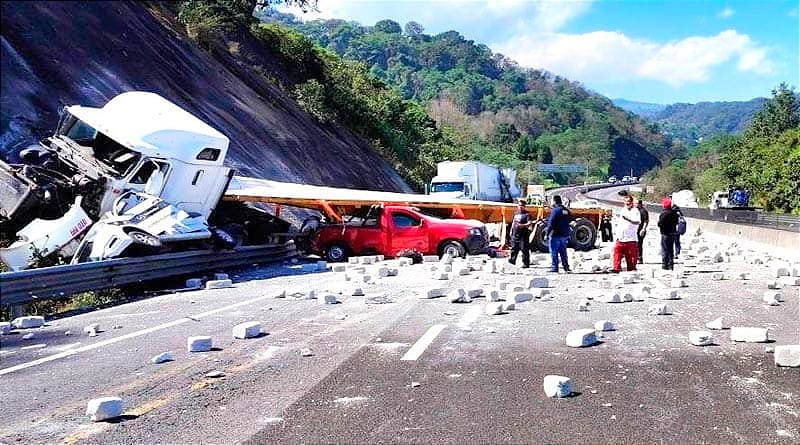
[0,1,411,192]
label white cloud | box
[494,29,775,87]
[717,7,735,19]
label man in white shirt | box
[612,195,641,272]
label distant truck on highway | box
[310,205,488,261]
[429,161,522,202]
[709,187,753,210]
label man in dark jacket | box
[636,199,649,264]
[546,195,571,273]
[508,199,532,267]
[657,197,680,270]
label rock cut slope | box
[0,1,411,192]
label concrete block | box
[187,336,213,352]
[83,323,100,335]
[449,289,469,303]
[320,293,339,304]
[543,375,573,398]
[486,302,504,315]
[774,345,800,367]
[792,266,800,277]
[443,265,453,272]
[11,316,45,329]
[487,289,503,302]
[689,331,714,346]
[351,287,365,296]
[205,279,233,289]
[730,327,771,343]
[711,273,725,281]
[457,266,471,276]
[466,288,484,298]
[738,272,750,280]
[151,352,174,364]
[528,277,549,288]
[0,322,10,335]
[86,397,124,422]
[233,322,261,339]
[501,301,516,311]
[597,280,614,289]
[566,329,598,347]
[440,253,454,264]
[423,255,439,263]
[422,287,445,299]
[498,281,512,290]
[360,256,375,265]
[705,317,725,330]
[185,278,203,289]
[671,279,687,288]
[651,289,679,300]
[432,272,450,280]
[398,257,413,266]
[590,264,603,273]
[512,292,534,303]
[378,267,398,277]
[469,263,483,272]
[621,276,635,285]
[214,273,229,281]
[778,276,800,286]
[648,304,670,315]
[533,288,551,299]
[347,257,359,264]
[332,264,347,272]
[597,253,610,260]
[594,320,614,331]
[377,255,385,261]
[775,266,791,278]
[577,299,590,311]
[599,292,623,303]
[349,266,367,273]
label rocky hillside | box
[0,1,411,192]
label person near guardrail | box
[611,195,640,272]
[636,199,649,264]
[508,199,532,268]
[546,195,571,273]
[658,197,680,270]
[673,204,686,257]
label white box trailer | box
[429,161,521,202]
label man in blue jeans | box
[546,195,571,273]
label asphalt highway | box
[1,225,798,444]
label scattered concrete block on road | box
[377,255,385,261]
[332,264,347,272]
[348,257,359,264]
[320,293,339,304]
[86,397,124,422]
[566,329,598,347]
[214,273,229,281]
[151,352,174,364]
[421,287,446,299]
[457,266,471,275]
[422,255,439,263]
[689,331,714,346]
[577,300,590,312]
[597,253,610,260]
[449,288,469,303]
[187,336,213,352]
[469,263,483,272]
[598,292,623,303]
[300,348,313,357]
[738,272,750,280]
[206,279,233,289]
[440,253,454,265]
[11,316,45,329]
[233,322,261,339]
[466,288,484,298]
[486,302,505,315]
[0,322,10,335]
[595,320,615,331]
[398,257,414,267]
[350,287,365,296]
[774,345,800,367]
[671,279,687,288]
[620,276,636,285]
[528,277,549,288]
[651,289,679,300]
[762,291,783,305]
[512,292,534,303]
[730,327,771,343]
[533,289,551,299]
[487,289,503,302]
[543,375,573,398]
[597,280,613,289]
[185,278,203,289]
[711,273,725,281]
[359,256,376,265]
[705,317,725,330]
[83,324,100,336]
[778,276,800,286]
[648,304,670,315]
[378,267,398,277]
[501,301,516,311]
[774,266,791,278]
[432,272,450,280]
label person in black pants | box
[636,199,649,264]
[657,197,679,270]
[508,199,532,268]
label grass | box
[0,289,125,322]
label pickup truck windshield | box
[431,182,464,193]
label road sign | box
[647,186,654,194]
[536,164,586,173]
[629,186,643,193]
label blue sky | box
[279,0,799,104]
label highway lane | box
[1,228,799,444]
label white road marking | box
[20,344,47,351]
[401,324,446,361]
[0,293,280,376]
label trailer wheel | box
[211,227,237,250]
[569,218,597,251]
[439,240,466,258]
[530,221,549,253]
[325,243,349,262]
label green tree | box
[747,83,800,138]
[374,19,402,34]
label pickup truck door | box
[387,211,429,255]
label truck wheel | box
[126,230,161,256]
[220,223,245,247]
[439,240,466,258]
[211,227,237,250]
[325,243,349,262]
[530,221,549,253]
[569,218,597,251]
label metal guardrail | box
[0,242,298,306]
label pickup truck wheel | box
[325,243,349,262]
[125,230,161,256]
[569,218,597,251]
[439,240,466,258]
[211,228,237,250]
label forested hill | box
[612,99,666,118]
[261,12,681,181]
[647,98,767,146]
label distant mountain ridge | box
[612,99,666,117]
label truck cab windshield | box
[61,117,141,177]
[431,182,464,193]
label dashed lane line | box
[400,324,446,361]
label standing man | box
[508,198,532,268]
[546,195,571,273]
[658,197,680,270]
[672,203,686,258]
[612,195,640,272]
[635,198,649,264]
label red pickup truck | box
[311,205,489,262]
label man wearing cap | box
[657,197,680,270]
[546,194,571,273]
[508,198,532,268]
[612,195,640,272]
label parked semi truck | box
[429,161,522,202]
[0,92,286,270]
[709,187,753,210]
